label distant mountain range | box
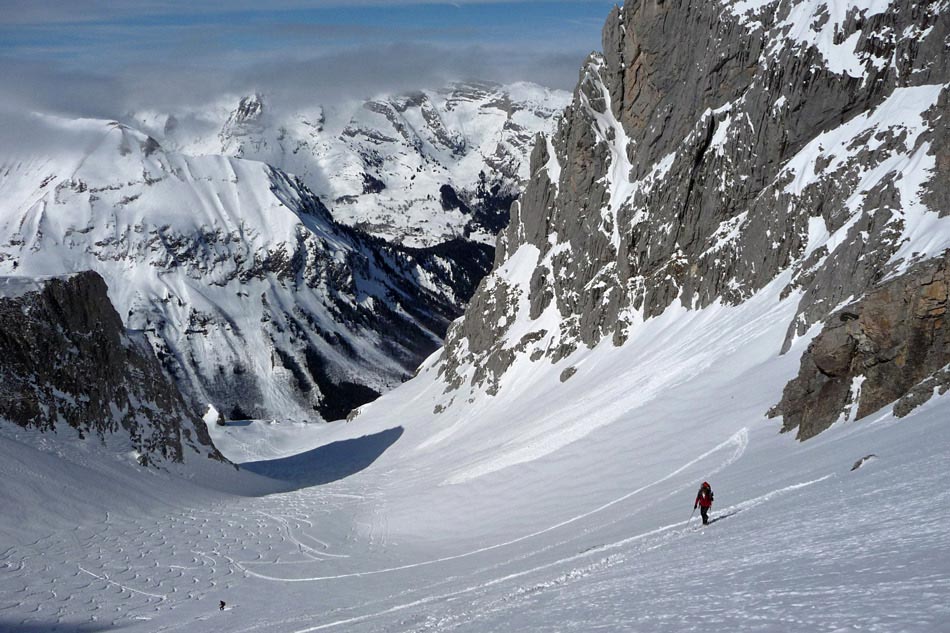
[132,81,570,247]
[0,82,568,446]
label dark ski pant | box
[700,506,709,525]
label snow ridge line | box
[77,565,168,601]
[235,428,749,583]
[275,471,835,633]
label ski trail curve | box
[277,471,835,633]
[78,566,167,601]
[252,511,350,562]
[236,427,749,583]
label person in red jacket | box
[694,481,714,525]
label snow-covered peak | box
[0,112,494,423]
[229,93,265,124]
[130,81,570,246]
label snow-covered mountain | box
[0,82,567,425]
[132,82,570,247]
[0,116,492,423]
[2,0,950,631]
[422,0,950,436]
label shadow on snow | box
[239,426,404,488]
[220,419,253,427]
[707,509,741,525]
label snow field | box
[4,404,947,632]
[2,268,949,632]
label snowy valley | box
[1,0,949,631]
[2,274,948,632]
[0,83,566,425]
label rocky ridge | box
[0,271,221,465]
[426,0,949,432]
[775,250,950,439]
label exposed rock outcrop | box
[0,272,222,465]
[774,252,950,439]
[431,0,949,438]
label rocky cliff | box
[431,0,949,433]
[0,272,221,464]
[0,120,492,422]
[775,250,950,439]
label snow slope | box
[1,274,948,632]
[0,115,492,423]
[133,82,570,247]
[1,1,948,630]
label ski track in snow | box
[0,430,745,630]
[268,474,835,633]
[0,426,801,633]
[2,410,949,633]
[234,428,749,583]
[0,487,363,631]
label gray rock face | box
[0,272,222,465]
[435,0,949,433]
[219,94,266,153]
[774,252,950,439]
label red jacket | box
[695,487,713,509]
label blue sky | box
[0,1,618,116]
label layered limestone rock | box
[0,272,222,465]
[775,252,950,439]
[435,0,949,433]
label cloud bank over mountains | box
[0,1,610,121]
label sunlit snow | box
[2,273,948,632]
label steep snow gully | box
[2,0,950,630]
[2,273,949,632]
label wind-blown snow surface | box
[2,276,948,632]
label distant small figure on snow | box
[219,600,226,611]
[694,481,714,525]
